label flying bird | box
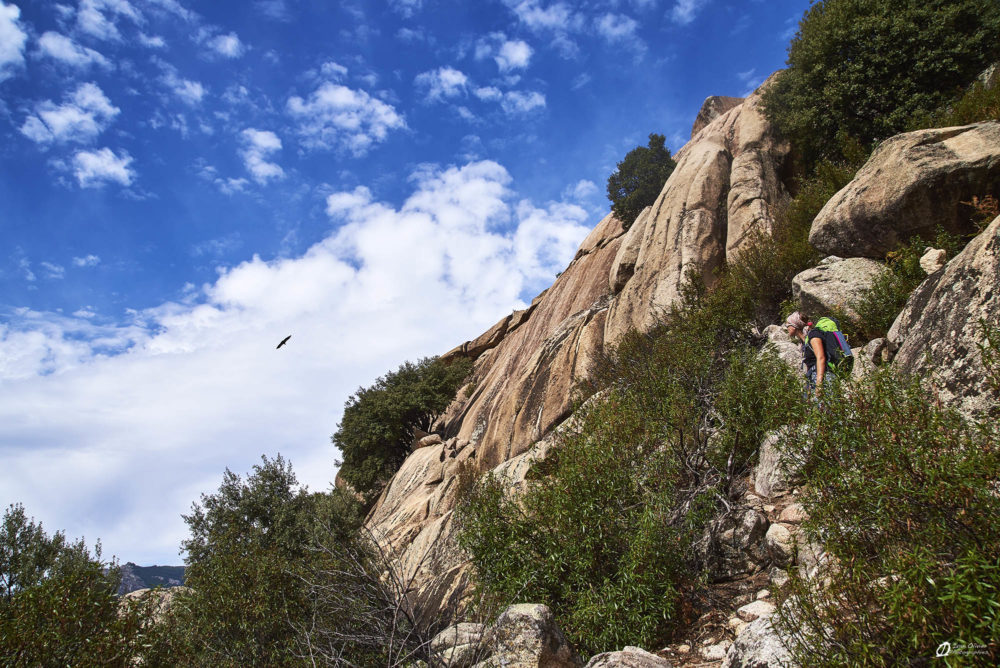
[276,335,291,349]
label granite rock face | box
[810,122,1000,258]
[791,256,885,320]
[889,214,1000,419]
[365,77,794,620]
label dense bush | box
[456,213,812,653]
[606,133,677,230]
[144,455,364,666]
[910,77,1000,130]
[763,0,1000,170]
[334,356,472,505]
[0,503,153,665]
[774,367,1000,665]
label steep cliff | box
[365,77,793,618]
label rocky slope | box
[366,76,794,619]
[364,68,1000,661]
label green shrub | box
[848,229,968,341]
[763,0,1000,171]
[910,79,1000,130]
[334,356,473,505]
[145,456,362,667]
[606,133,677,230]
[774,367,1000,665]
[0,504,153,666]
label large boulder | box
[723,616,795,668]
[791,256,884,320]
[762,324,805,376]
[477,604,582,668]
[753,428,804,499]
[585,646,673,667]
[810,122,1000,258]
[888,214,1000,419]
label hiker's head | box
[784,311,808,338]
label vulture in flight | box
[276,335,291,349]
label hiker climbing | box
[784,311,854,396]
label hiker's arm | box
[811,336,826,392]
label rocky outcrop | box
[605,73,790,342]
[791,256,884,320]
[692,95,744,138]
[723,615,794,668]
[478,604,581,668]
[888,214,1000,419]
[365,77,795,617]
[810,122,1000,258]
[585,646,673,667]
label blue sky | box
[0,0,810,565]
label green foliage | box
[848,229,968,341]
[763,0,1000,170]
[334,356,473,505]
[146,455,364,667]
[456,222,808,654]
[606,133,677,230]
[910,78,1000,130]
[0,503,152,666]
[774,368,1000,665]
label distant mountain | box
[116,562,186,595]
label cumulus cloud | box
[77,0,143,42]
[73,254,101,267]
[389,0,422,17]
[162,69,206,105]
[73,147,135,187]
[503,0,582,57]
[500,90,545,115]
[37,32,113,69]
[595,13,639,42]
[40,262,66,279]
[239,128,285,184]
[207,32,245,58]
[0,2,28,82]
[0,159,593,564]
[414,66,468,102]
[670,0,709,25]
[287,82,406,156]
[21,82,120,145]
[476,34,533,72]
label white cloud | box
[476,34,534,72]
[0,159,593,564]
[736,67,764,95]
[239,128,285,184]
[40,262,66,279]
[474,86,502,102]
[320,61,348,80]
[670,0,709,25]
[21,82,120,145]
[207,32,245,58]
[138,33,166,48]
[0,2,28,82]
[37,32,113,69]
[287,82,406,156]
[389,0,422,17]
[77,0,143,42]
[414,66,468,102]
[500,90,545,115]
[506,0,580,32]
[162,69,205,105]
[73,147,135,187]
[595,13,639,42]
[73,254,101,267]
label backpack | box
[813,316,854,373]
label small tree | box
[0,503,152,665]
[606,133,676,230]
[152,455,352,666]
[333,356,472,505]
